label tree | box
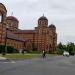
[57,42,63,50]
[57,42,75,55]
[57,42,64,54]
[67,42,74,55]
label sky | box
[0,0,75,44]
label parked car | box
[63,51,69,57]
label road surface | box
[0,55,75,75]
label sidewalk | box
[0,56,7,60]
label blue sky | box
[1,0,75,44]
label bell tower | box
[35,15,49,51]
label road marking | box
[0,60,16,63]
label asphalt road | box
[0,55,75,75]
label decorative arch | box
[0,3,7,23]
[0,3,7,12]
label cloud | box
[0,0,75,44]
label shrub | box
[7,46,14,53]
[0,45,19,53]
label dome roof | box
[49,24,56,28]
[6,16,19,22]
[38,15,48,20]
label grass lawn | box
[0,53,42,59]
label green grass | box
[0,53,42,59]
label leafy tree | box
[57,42,75,55]
[57,42,63,50]
[57,42,64,54]
[67,42,74,55]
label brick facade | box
[0,3,57,53]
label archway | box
[0,3,7,23]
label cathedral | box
[0,3,57,53]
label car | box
[63,51,69,57]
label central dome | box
[38,15,48,20]
[38,15,48,27]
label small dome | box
[6,16,19,22]
[38,15,48,20]
[49,24,56,28]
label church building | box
[0,3,57,53]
